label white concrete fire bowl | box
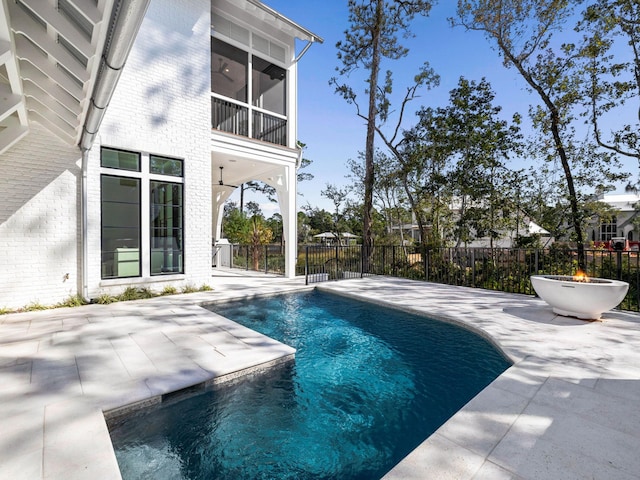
[530,274,629,320]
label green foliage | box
[24,302,47,312]
[136,288,155,299]
[95,293,118,304]
[119,287,141,301]
[577,0,640,177]
[0,306,13,315]
[181,284,198,294]
[332,0,438,254]
[57,294,88,308]
[199,284,213,292]
[161,285,178,296]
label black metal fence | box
[223,244,640,313]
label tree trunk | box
[363,0,383,272]
[499,41,586,270]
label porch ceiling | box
[0,0,115,153]
[213,153,288,190]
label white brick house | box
[0,0,321,310]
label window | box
[150,155,183,177]
[600,216,617,241]
[151,181,183,275]
[101,148,140,171]
[211,34,288,146]
[252,55,286,115]
[100,149,184,279]
[211,37,247,103]
[101,175,141,278]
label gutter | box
[79,0,150,300]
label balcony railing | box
[252,110,287,146]
[212,96,287,147]
[212,97,248,137]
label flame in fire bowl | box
[530,274,629,320]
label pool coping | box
[2,275,640,479]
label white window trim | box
[99,150,185,282]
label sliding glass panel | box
[252,55,286,115]
[150,182,184,275]
[211,37,247,103]
[101,175,140,278]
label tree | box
[332,0,436,265]
[301,204,335,235]
[454,0,622,269]
[401,105,453,248]
[347,150,411,241]
[248,215,273,271]
[321,184,350,242]
[578,0,640,188]
[443,78,522,247]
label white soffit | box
[0,0,115,153]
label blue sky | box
[243,0,635,214]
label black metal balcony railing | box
[212,97,248,137]
[212,97,287,147]
[252,110,287,146]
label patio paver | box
[1,274,639,479]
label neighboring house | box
[391,204,551,248]
[0,0,321,310]
[587,193,640,246]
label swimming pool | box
[109,290,510,479]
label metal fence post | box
[617,250,623,280]
[264,245,268,274]
[305,245,309,285]
[424,249,429,282]
[472,249,476,286]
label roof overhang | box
[0,0,148,154]
[245,0,323,45]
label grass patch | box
[199,284,213,292]
[0,307,13,315]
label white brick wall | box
[0,124,82,310]
[85,0,212,299]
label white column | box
[276,163,297,278]
[212,187,234,241]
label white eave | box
[0,0,148,154]
[245,0,323,45]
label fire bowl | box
[530,275,629,320]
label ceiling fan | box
[214,58,233,82]
[218,166,238,188]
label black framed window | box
[150,155,183,177]
[101,148,140,172]
[151,181,184,275]
[101,175,141,278]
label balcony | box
[212,96,286,147]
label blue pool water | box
[109,290,510,479]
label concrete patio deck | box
[1,275,639,479]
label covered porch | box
[211,131,300,278]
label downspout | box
[79,0,150,299]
